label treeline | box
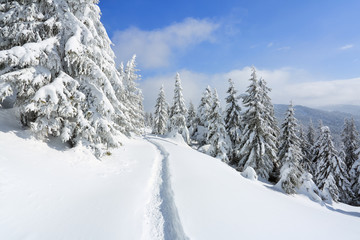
[145,68,360,206]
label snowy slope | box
[149,135,360,239]
[0,108,359,239]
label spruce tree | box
[259,77,280,144]
[307,119,316,146]
[299,126,313,174]
[313,126,354,203]
[153,85,168,135]
[187,101,196,138]
[0,0,129,156]
[122,55,144,134]
[207,89,229,163]
[224,78,242,163]
[237,67,277,179]
[169,73,189,142]
[350,158,360,205]
[341,118,359,170]
[276,103,304,194]
[193,86,212,144]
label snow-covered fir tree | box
[307,119,316,146]
[341,118,359,170]
[299,126,313,174]
[207,89,229,163]
[224,78,242,163]
[237,67,278,179]
[313,126,354,203]
[186,101,196,138]
[259,77,280,145]
[0,0,130,156]
[169,73,189,142]
[193,86,212,144]
[276,103,304,194]
[153,85,168,135]
[350,158,360,205]
[121,55,144,134]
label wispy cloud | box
[267,42,274,47]
[339,44,354,50]
[111,18,220,69]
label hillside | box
[274,104,360,144]
[1,108,359,239]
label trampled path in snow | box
[142,136,188,240]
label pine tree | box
[299,126,313,174]
[207,89,229,163]
[341,118,359,170]
[0,0,131,156]
[307,119,316,146]
[259,77,280,144]
[224,78,242,163]
[187,101,196,138]
[350,158,360,205]
[313,126,354,203]
[193,86,212,144]
[276,103,304,194]
[237,67,277,179]
[311,120,324,172]
[153,85,168,135]
[122,55,145,134]
[169,73,189,142]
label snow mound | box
[165,131,188,146]
[241,166,258,180]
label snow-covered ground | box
[0,108,359,239]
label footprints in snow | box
[142,137,188,240]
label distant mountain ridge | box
[317,104,360,116]
[274,104,360,146]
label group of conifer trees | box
[150,67,360,205]
[0,0,144,156]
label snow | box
[0,108,359,239]
[241,166,258,180]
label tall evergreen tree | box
[350,158,360,205]
[313,126,354,203]
[186,101,196,138]
[341,118,359,170]
[153,85,168,135]
[259,77,280,144]
[169,73,189,142]
[193,86,212,144]
[237,67,277,179]
[299,126,313,174]
[307,119,316,146]
[276,103,304,194]
[224,78,242,163]
[122,55,144,134]
[207,89,229,163]
[0,0,129,156]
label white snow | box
[0,108,359,239]
[241,166,258,180]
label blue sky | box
[98,0,360,110]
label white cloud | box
[141,67,360,112]
[339,44,354,50]
[111,18,219,69]
[267,42,274,47]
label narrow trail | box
[142,137,188,240]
